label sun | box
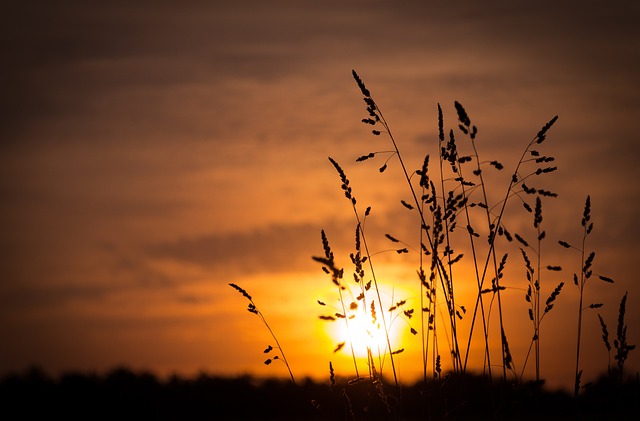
[315,270,418,370]
[328,297,408,359]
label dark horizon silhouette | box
[2,364,638,420]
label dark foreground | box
[1,367,638,420]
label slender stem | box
[460,135,497,378]
[535,226,541,382]
[574,231,587,398]
[574,284,584,397]
[337,285,360,379]
[358,221,398,387]
[419,194,428,383]
[255,306,296,386]
[346,200,398,387]
[438,136,462,373]
[520,336,535,381]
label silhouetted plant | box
[594,291,636,386]
[597,312,612,375]
[518,196,564,383]
[613,292,636,379]
[228,283,296,385]
[352,70,465,380]
[313,228,362,380]
[350,70,563,383]
[224,69,637,419]
[315,156,403,388]
[557,195,617,397]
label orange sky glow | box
[1,0,639,393]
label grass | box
[226,70,636,418]
[228,283,296,385]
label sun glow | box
[323,283,415,362]
[342,309,396,358]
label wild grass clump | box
[332,70,567,385]
[227,70,636,418]
[596,291,637,383]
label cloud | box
[147,220,355,277]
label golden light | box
[337,305,392,358]
[322,279,417,363]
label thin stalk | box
[419,192,428,383]
[356,217,398,386]
[337,285,360,379]
[438,132,462,373]
[229,283,296,385]
[327,156,398,387]
[574,232,587,397]
[535,224,542,382]
[456,129,495,379]
[256,308,297,385]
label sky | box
[1,0,639,392]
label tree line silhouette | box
[1,366,638,420]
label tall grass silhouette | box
[518,196,564,384]
[228,283,296,385]
[227,70,636,418]
[557,196,621,397]
[342,70,565,384]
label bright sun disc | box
[329,297,408,359]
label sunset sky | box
[2,0,639,392]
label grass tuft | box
[225,69,636,418]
